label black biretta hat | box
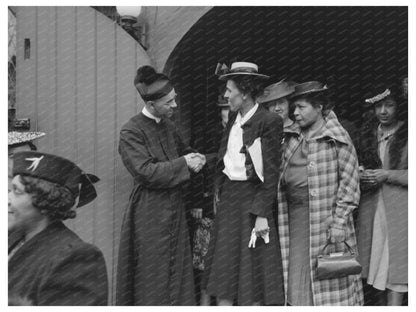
[12,151,99,208]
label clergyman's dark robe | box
[116,113,196,305]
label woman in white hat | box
[202,62,285,306]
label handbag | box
[315,240,362,280]
[192,217,213,271]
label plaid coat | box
[277,111,364,306]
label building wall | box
[15,6,152,304]
[146,6,212,71]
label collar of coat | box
[8,221,65,254]
[284,110,350,145]
[228,104,271,130]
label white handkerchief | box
[247,137,264,182]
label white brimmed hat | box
[218,62,269,81]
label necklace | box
[377,123,399,143]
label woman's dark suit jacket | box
[8,221,108,305]
[214,105,283,217]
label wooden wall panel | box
[36,7,55,154]
[15,7,37,132]
[15,6,152,304]
[70,6,96,241]
[95,14,117,301]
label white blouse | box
[223,103,259,181]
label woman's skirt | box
[367,191,408,293]
[202,177,284,305]
[286,185,314,305]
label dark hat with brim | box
[13,151,99,208]
[218,62,269,81]
[258,80,295,104]
[290,81,328,98]
[8,131,45,146]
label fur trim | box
[358,118,407,170]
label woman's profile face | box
[8,175,43,233]
[293,99,322,129]
[8,144,33,192]
[224,80,244,112]
[375,97,398,127]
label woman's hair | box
[134,65,169,86]
[290,92,333,117]
[19,175,76,220]
[228,75,266,100]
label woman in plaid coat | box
[277,81,363,306]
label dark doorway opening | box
[166,6,407,154]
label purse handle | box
[320,240,355,256]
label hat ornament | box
[26,156,44,172]
[215,63,230,76]
[365,89,391,104]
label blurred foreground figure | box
[8,151,108,305]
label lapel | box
[9,221,64,263]
[281,132,303,180]
[158,119,179,160]
[217,112,237,165]
[216,106,267,166]
[8,229,24,253]
[141,115,178,160]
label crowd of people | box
[8,61,407,306]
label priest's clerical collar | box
[142,106,161,123]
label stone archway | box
[165,6,407,151]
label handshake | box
[184,153,206,173]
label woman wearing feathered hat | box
[276,81,363,305]
[202,61,285,305]
[356,82,408,305]
[8,151,108,305]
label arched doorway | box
[166,6,407,153]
